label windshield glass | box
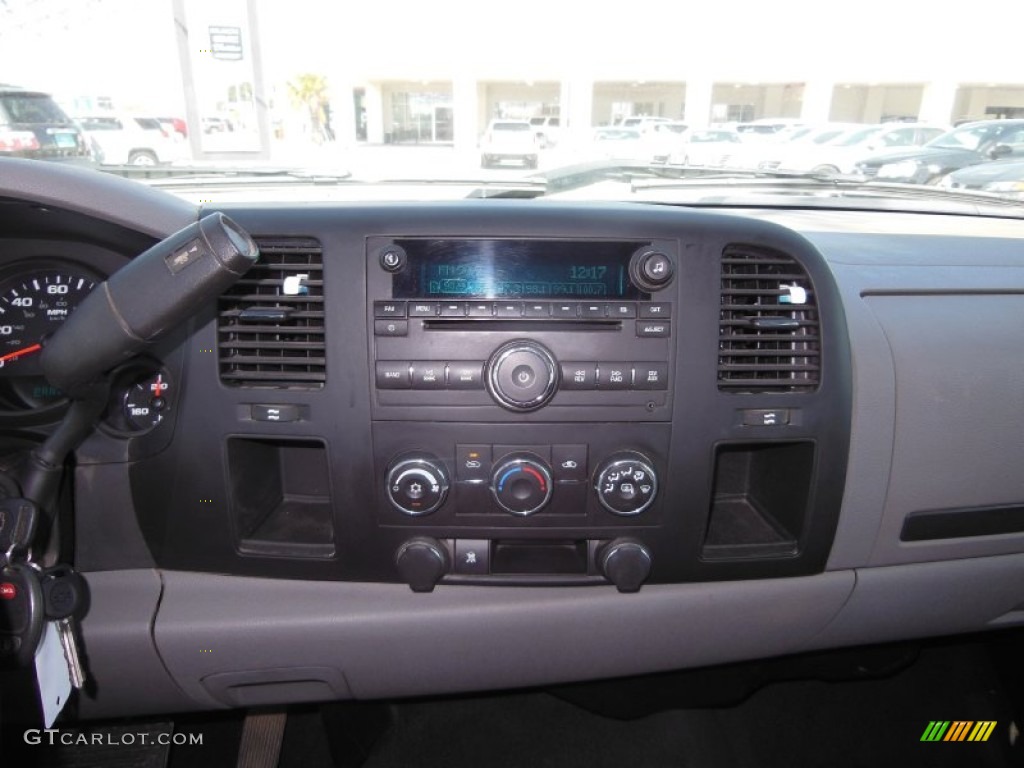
[0,93,72,124]
[0,0,1022,207]
[929,123,1001,151]
[829,127,881,146]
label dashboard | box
[1,158,1023,719]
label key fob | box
[41,565,89,621]
[0,562,44,668]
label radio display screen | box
[391,239,649,300]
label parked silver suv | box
[480,119,540,168]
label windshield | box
[929,123,1004,151]
[0,0,1022,207]
[0,92,72,124]
[829,127,881,147]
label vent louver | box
[719,245,820,393]
[218,237,325,388]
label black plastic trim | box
[901,505,1024,542]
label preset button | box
[448,362,485,389]
[411,362,446,389]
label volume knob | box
[486,340,559,412]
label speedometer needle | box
[0,343,42,364]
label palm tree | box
[287,73,330,142]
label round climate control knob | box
[386,454,449,516]
[594,452,658,516]
[486,340,559,412]
[491,454,553,516]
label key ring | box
[2,541,15,569]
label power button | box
[379,245,407,273]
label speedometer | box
[0,266,99,379]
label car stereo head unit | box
[367,237,678,421]
[389,239,654,300]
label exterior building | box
[1,0,1022,158]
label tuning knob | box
[598,538,652,593]
[395,537,450,592]
[630,249,675,291]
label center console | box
[367,237,678,589]
[116,204,852,593]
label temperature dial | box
[386,454,449,516]
[491,454,553,516]
[123,372,172,431]
[594,452,658,516]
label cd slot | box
[423,320,622,332]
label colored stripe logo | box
[921,721,997,742]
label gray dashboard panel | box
[77,570,197,719]
[153,570,855,703]
[821,262,898,570]
[810,553,1024,650]
[785,216,1024,570]
[863,292,1024,565]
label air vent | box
[218,237,325,388]
[719,245,820,393]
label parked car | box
[938,157,1024,199]
[0,84,95,164]
[529,116,560,148]
[736,118,805,137]
[76,114,188,165]
[585,126,646,161]
[480,119,540,168]
[856,119,1024,183]
[619,116,674,132]
[666,128,742,166]
[642,121,690,162]
[156,115,188,140]
[728,123,860,171]
[762,123,948,177]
